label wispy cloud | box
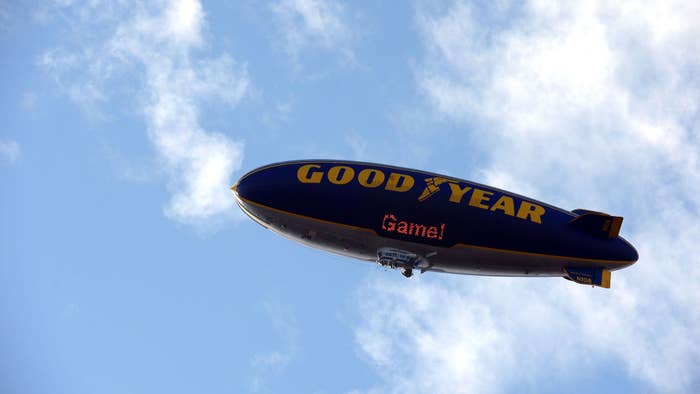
[250,301,300,392]
[39,0,250,227]
[353,0,700,392]
[0,140,20,163]
[270,0,355,65]
[345,132,368,160]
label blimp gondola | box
[232,160,638,288]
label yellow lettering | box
[358,169,385,188]
[489,196,515,216]
[447,183,472,203]
[327,166,355,185]
[469,189,493,209]
[516,201,546,224]
[297,164,323,183]
[385,173,414,192]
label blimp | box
[232,160,638,288]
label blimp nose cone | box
[232,166,271,204]
[231,181,241,201]
[231,170,257,206]
[232,163,290,214]
[231,168,273,225]
[231,181,246,215]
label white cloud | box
[353,1,700,392]
[270,0,354,64]
[40,0,250,227]
[0,140,20,163]
[477,168,537,198]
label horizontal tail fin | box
[569,210,623,239]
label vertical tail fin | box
[569,210,623,239]
[563,267,611,288]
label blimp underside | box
[233,160,638,288]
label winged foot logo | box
[418,176,460,201]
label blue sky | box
[1,1,699,393]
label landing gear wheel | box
[402,268,413,278]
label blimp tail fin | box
[563,268,612,289]
[569,211,623,239]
